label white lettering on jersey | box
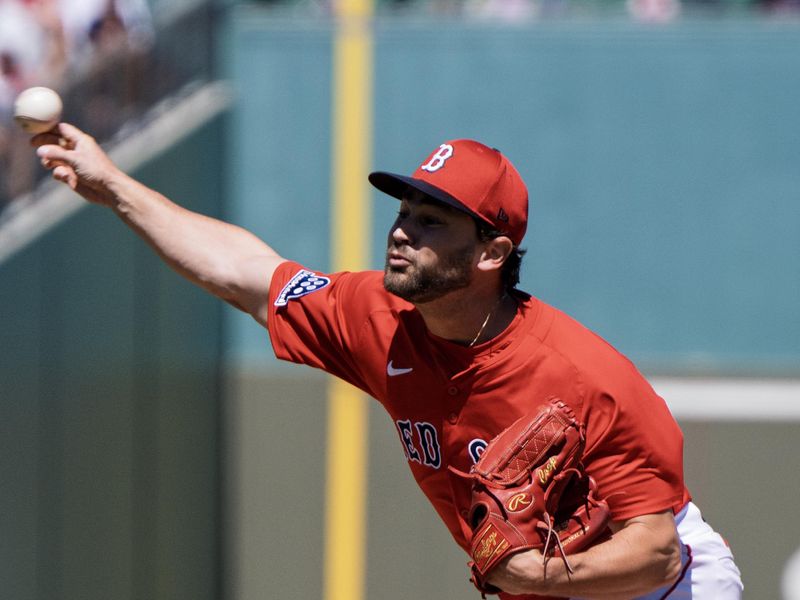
[274,269,331,307]
[420,144,454,173]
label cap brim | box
[368,171,491,227]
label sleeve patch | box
[274,269,331,307]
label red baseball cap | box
[369,139,529,246]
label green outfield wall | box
[225,13,800,377]
[0,118,226,600]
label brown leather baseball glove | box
[458,398,611,596]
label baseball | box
[13,86,63,134]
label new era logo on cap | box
[368,139,529,245]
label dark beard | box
[383,244,475,304]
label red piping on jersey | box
[659,543,693,599]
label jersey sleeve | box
[537,307,690,521]
[579,366,690,522]
[266,260,383,392]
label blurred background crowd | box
[0,0,154,204]
[315,0,800,20]
[1,0,799,211]
[0,0,214,212]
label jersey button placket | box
[445,385,460,423]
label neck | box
[415,287,515,346]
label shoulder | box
[269,261,412,330]
[270,261,386,301]
[528,298,637,378]
[518,296,665,414]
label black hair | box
[475,221,526,291]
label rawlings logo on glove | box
[453,398,611,596]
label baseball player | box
[34,125,743,599]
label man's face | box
[384,191,481,304]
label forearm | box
[108,173,284,319]
[546,521,679,597]
[491,512,682,598]
[34,123,288,323]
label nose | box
[390,218,412,246]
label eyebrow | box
[401,190,463,216]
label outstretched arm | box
[34,123,285,326]
[487,510,682,599]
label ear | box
[476,236,514,273]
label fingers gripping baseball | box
[33,123,119,206]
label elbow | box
[632,524,684,595]
[655,532,684,589]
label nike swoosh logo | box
[387,360,413,377]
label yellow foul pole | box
[325,0,373,598]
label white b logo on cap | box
[420,144,454,173]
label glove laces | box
[541,511,575,577]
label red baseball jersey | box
[268,261,691,582]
